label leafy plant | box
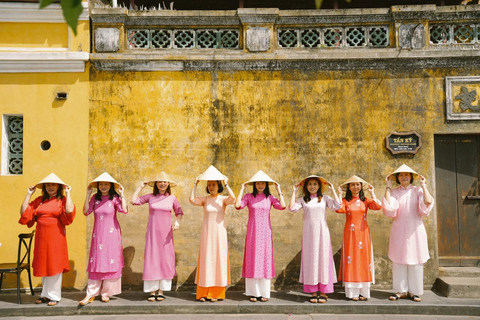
[40,0,83,35]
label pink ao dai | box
[86,195,127,280]
[133,193,184,281]
[237,193,285,279]
[382,185,434,265]
[289,196,341,286]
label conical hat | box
[387,164,419,182]
[197,165,225,181]
[147,172,177,187]
[339,175,372,191]
[244,170,277,185]
[89,172,122,190]
[297,175,330,194]
[35,173,66,189]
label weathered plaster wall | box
[89,66,480,290]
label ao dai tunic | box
[289,195,341,286]
[133,193,184,281]
[382,185,434,265]
[19,196,76,277]
[193,195,234,287]
[336,197,381,283]
[86,195,126,280]
[237,193,284,279]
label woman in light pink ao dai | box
[288,176,341,303]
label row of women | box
[18,164,434,306]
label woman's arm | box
[119,186,128,213]
[20,186,36,214]
[224,175,236,200]
[384,175,392,205]
[420,176,433,206]
[288,184,300,210]
[189,176,204,206]
[83,186,93,215]
[65,185,74,214]
[275,182,286,209]
[235,182,246,209]
[131,181,147,205]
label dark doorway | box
[434,135,480,267]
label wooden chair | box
[0,230,35,304]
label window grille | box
[430,23,480,45]
[278,26,389,48]
[2,115,23,175]
[127,29,240,49]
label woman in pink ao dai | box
[131,172,183,302]
[79,172,127,305]
[235,170,286,302]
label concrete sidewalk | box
[1,290,479,317]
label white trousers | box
[86,278,122,297]
[143,279,172,292]
[345,282,371,299]
[40,273,62,301]
[245,278,271,299]
[392,263,424,296]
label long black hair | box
[95,182,119,200]
[344,183,365,201]
[154,183,171,196]
[42,184,64,202]
[252,182,271,198]
[302,178,323,203]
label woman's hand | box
[118,185,125,196]
[385,175,392,188]
[327,182,335,192]
[223,175,229,184]
[27,185,36,195]
[368,184,374,194]
[65,185,72,193]
[172,220,180,231]
[86,185,93,195]
[338,186,343,195]
[293,183,300,193]
[419,175,427,186]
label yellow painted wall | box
[0,22,69,49]
[89,67,480,289]
[0,20,90,290]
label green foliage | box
[40,0,83,35]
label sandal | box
[389,293,407,301]
[101,296,110,303]
[210,298,218,302]
[249,297,258,302]
[35,297,49,304]
[79,296,95,306]
[309,296,318,303]
[351,296,359,301]
[156,294,165,301]
[408,294,421,302]
[260,297,268,302]
[358,295,368,301]
[198,297,207,302]
[147,294,156,302]
[47,300,58,306]
[318,295,328,303]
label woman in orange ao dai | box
[336,175,381,301]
